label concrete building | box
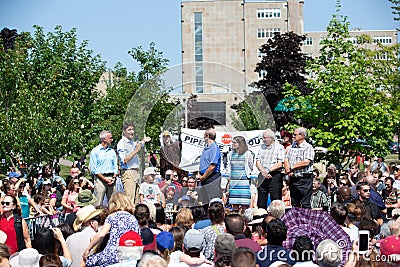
[178,0,304,131]
[174,0,397,131]
[302,29,398,58]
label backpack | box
[14,214,26,251]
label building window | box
[257,50,266,59]
[373,37,392,44]
[257,8,281,18]
[303,37,313,46]
[347,37,357,44]
[373,52,389,60]
[194,12,203,93]
[257,28,280,39]
[258,70,267,79]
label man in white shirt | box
[66,205,104,267]
[117,121,150,204]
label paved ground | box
[59,158,73,166]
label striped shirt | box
[256,142,285,171]
[285,141,314,176]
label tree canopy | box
[253,31,311,128]
[91,42,179,152]
[0,26,105,168]
[287,12,399,164]
[0,27,178,170]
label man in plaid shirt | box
[255,129,285,209]
[284,127,315,209]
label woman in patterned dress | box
[228,136,253,211]
[83,192,139,267]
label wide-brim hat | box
[9,248,41,267]
[248,208,268,225]
[73,205,103,231]
[75,189,97,207]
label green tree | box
[253,31,311,128]
[0,26,105,168]
[289,11,396,165]
[230,92,275,131]
[389,0,400,23]
[93,43,179,151]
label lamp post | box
[182,97,188,128]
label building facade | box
[176,0,397,131]
[178,0,304,130]
[302,29,398,58]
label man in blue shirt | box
[198,128,222,204]
[89,130,118,206]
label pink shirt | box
[62,190,79,213]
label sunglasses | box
[19,184,26,188]
[73,181,80,184]
[182,180,188,182]
[1,201,11,206]
[362,189,370,192]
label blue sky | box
[0,0,397,72]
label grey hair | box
[205,128,216,140]
[268,200,286,219]
[296,127,307,138]
[316,239,341,267]
[263,129,275,140]
[380,220,394,238]
[138,253,167,267]
[99,130,111,142]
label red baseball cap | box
[119,231,143,247]
[378,235,400,261]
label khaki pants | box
[94,175,115,206]
[121,169,141,204]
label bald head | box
[337,186,352,203]
[365,175,376,187]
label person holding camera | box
[178,176,202,207]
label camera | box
[166,174,171,181]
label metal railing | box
[25,214,64,239]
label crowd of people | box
[0,123,399,267]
